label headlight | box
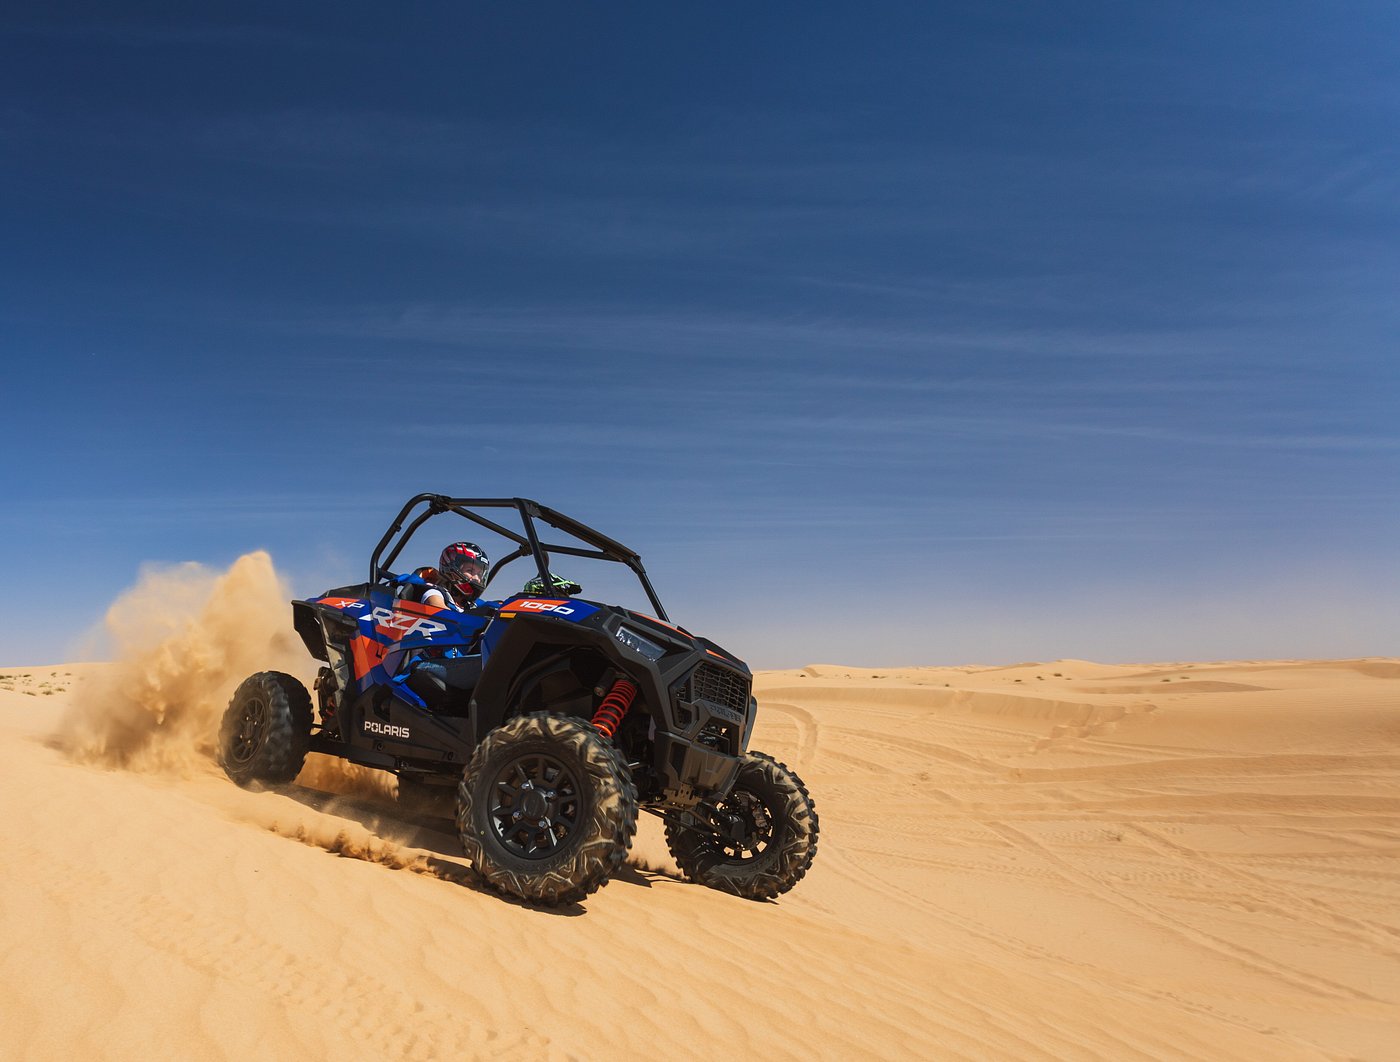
[614,625,666,661]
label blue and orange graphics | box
[496,597,600,622]
[314,591,489,693]
[480,597,601,656]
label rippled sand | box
[2,656,1397,1060]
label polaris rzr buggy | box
[217,495,818,905]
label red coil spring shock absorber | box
[591,678,637,739]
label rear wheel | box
[218,672,313,786]
[665,751,818,900]
[457,712,637,906]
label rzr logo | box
[507,599,576,616]
[365,606,448,637]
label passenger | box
[522,571,583,596]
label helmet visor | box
[441,545,488,596]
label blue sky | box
[3,3,1398,667]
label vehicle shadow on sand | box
[275,782,678,912]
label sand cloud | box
[55,551,310,774]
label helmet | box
[523,571,582,596]
[439,542,489,599]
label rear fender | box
[292,584,374,661]
[293,600,330,660]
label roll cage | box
[369,494,670,622]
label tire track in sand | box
[981,820,1385,1004]
[812,840,1331,1057]
[754,701,819,764]
[1124,823,1400,952]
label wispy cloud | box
[271,301,1283,364]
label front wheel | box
[457,713,638,906]
[665,751,818,900]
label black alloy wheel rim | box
[231,697,268,765]
[488,752,583,859]
[715,788,776,863]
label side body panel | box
[296,588,491,769]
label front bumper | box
[653,732,742,807]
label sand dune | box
[2,655,1398,1060]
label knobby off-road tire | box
[457,712,638,906]
[665,751,818,901]
[218,671,313,787]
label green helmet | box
[523,572,582,596]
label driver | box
[422,541,489,611]
[401,542,490,710]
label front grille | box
[688,661,750,717]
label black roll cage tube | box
[369,494,670,622]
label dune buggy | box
[218,494,818,905]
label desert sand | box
[1,560,1397,1059]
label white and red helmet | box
[439,541,488,599]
